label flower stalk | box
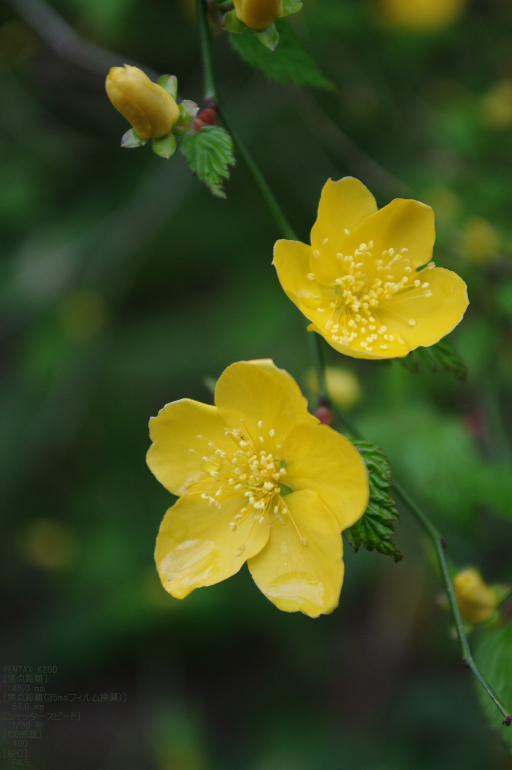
[195,0,511,724]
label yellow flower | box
[453,569,498,625]
[273,177,469,360]
[106,65,180,140]
[233,0,284,29]
[378,0,467,30]
[305,366,361,410]
[147,359,369,618]
[462,217,500,264]
[481,80,512,130]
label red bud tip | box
[315,405,332,425]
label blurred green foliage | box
[1,0,512,767]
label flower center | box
[305,240,436,352]
[190,420,307,540]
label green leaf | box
[152,132,177,159]
[253,24,279,51]
[344,439,402,562]
[224,9,247,33]
[180,126,235,198]
[121,129,146,148]
[281,0,303,16]
[230,18,336,90]
[398,337,468,382]
[157,74,178,99]
[474,624,512,751]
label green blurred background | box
[2,0,512,767]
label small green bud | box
[152,132,177,159]
[281,0,302,16]
[177,100,200,127]
[253,23,279,50]
[121,128,147,148]
[157,74,178,100]
[224,10,248,33]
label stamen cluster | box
[193,420,292,536]
[306,238,436,353]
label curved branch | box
[195,0,511,726]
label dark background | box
[1,0,512,767]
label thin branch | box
[6,0,154,77]
[195,0,512,726]
[195,0,296,240]
[393,482,511,722]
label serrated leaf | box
[157,74,178,99]
[230,18,336,90]
[474,624,512,751]
[224,9,247,33]
[398,337,468,382]
[152,132,177,159]
[253,24,279,51]
[344,439,402,562]
[180,126,235,198]
[121,128,146,148]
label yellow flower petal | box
[349,198,436,270]
[284,423,368,529]
[147,399,231,496]
[378,267,469,350]
[311,177,378,251]
[305,323,408,360]
[156,493,270,599]
[247,490,343,617]
[310,178,378,284]
[273,239,312,301]
[215,359,318,444]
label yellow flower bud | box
[453,569,498,625]
[233,0,284,29]
[462,217,500,264]
[106,65,180,141]
[481,80,512,130]
[305,367,362,411]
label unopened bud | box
[315,405,332,425]
[106,65,180,140]
[453,569,498,625]
[233,0,284,29]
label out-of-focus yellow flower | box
[462,217,500,263]
[481,80,512,130]
[20,519,76,569]
[454,569,498,624]
[233,0,284,29]
[379,0,467,30]
[273,177,469,360]
[147,359,369,618]
[305,367,361,410]
[106,65,180,140]
[179,0,197,21]
[423,185,462,222]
